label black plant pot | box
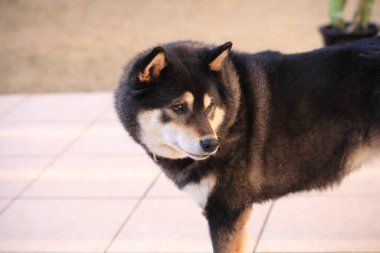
[319,23,378,46]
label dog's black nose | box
[200,138,219,153]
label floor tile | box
[107,198,212,253]
[99,106,119,121]
[0,199,10,211]
[0,95,27,118]
[248,202,274,252]
[333,162,380,195]
[147,173,187,197]
[0,198,138,252]
[1,92,111,121]
[67,120,146,155]
[23,155,160,197]
[107,198,271,253]
[0,121,87,155]
[0,157,52,197]
[255,196,380,252]
[295,158,380,197]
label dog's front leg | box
[206,202,252,253]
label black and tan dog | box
[115,36,380,253]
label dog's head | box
[116,41,237,160]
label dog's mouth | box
[172,143,216,160]
[187,153,211,160]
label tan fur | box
[219,207,252,253]
[139,52,167,82]
[204,94,212,110]
[138,91,224,160]
[345,137,380,174]
[183,91,195,111]
[138,109,185,159]
[210,107,225,136]
[138,108,200,159]
[209,49,230,71]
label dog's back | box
[230,37,380,201]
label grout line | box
[0,160,53,215]
[139,195,190,198]
[0,252,103,253]
[0,153,146,158]
[278,194,380,198]
[0,94,30,120]
[0,105,110,216]
[9,196,142,200]
[50,251,380,253]
[0,251,380,253]
[0,119,110,123]
[103,172,162,253]
[8,196,188,199]
[93,118,117,122]
[36,152,146,156]
[108,252,212,253]
[0,154,57,159]
[1,251,378,253]
[253,201,275,253]
[96,103,113,119]
[0,252,213,253]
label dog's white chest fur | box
[182,175,216,208]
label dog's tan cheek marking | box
[210,107,225,133]
[138,109,185,159]
[138,109,161,130]
[138,109,163,145]
[209,106,216,120]
[203,94,212,110]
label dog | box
[115,36,380,253]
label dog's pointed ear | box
[208,42,233,71]
[138,47,167,82]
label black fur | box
[115,37,380,252]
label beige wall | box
[0,0,379,93]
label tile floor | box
[0,92,379,253]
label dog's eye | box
[171,103,187,114]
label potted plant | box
[320,0,378,46]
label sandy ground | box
[0,0,379,94]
